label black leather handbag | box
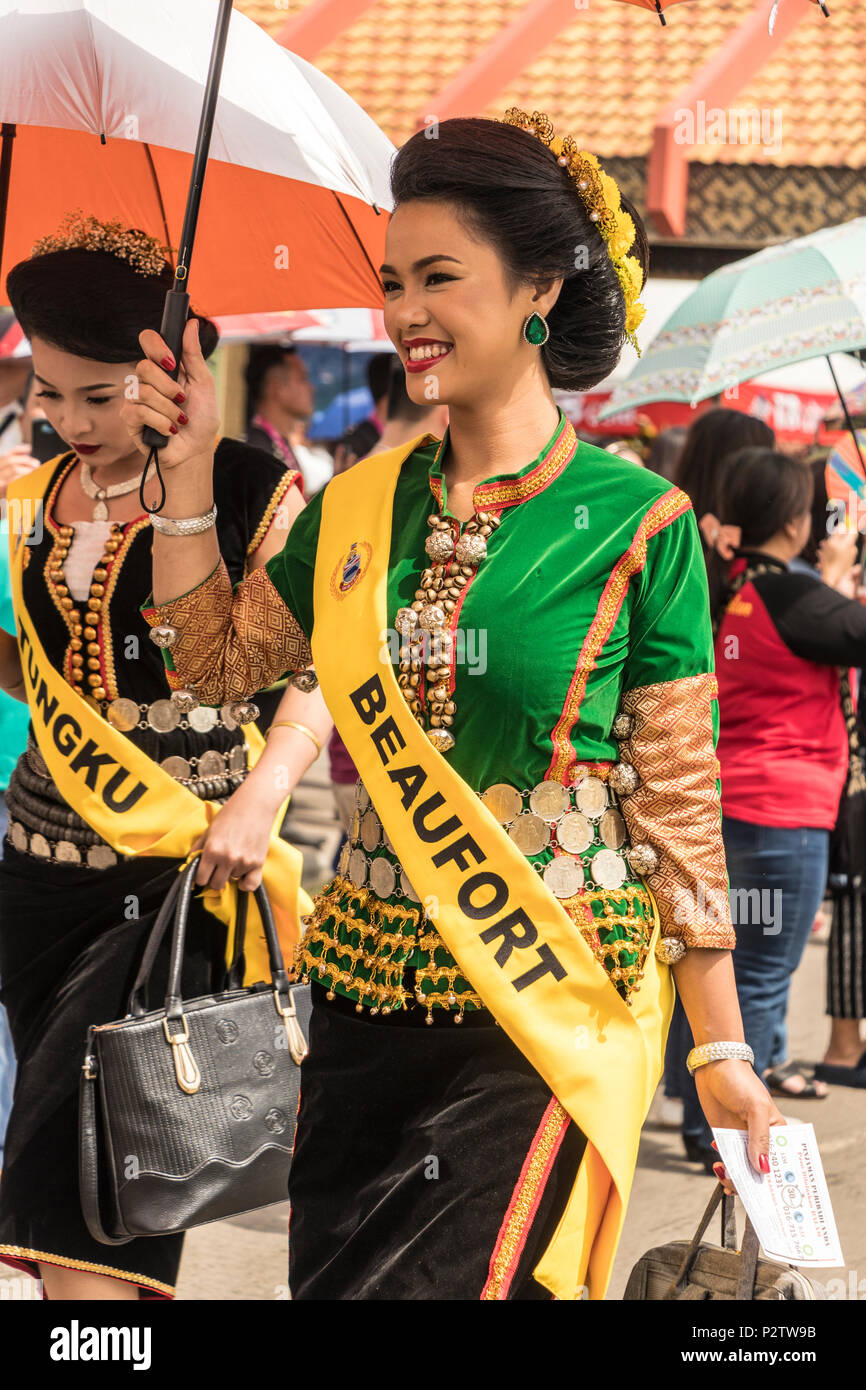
[79,857,308,1245]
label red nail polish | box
[162,356,175,370]
[173,391,186,404]
[178,412,189,425]
[713,1163,726,1180]
[711,1140,718,1151]
[169,425,178,435]
[759,1153,770,1173]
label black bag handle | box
[128,857,291,1020]
[665,1182,759,1299]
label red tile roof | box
[237,0,866,167]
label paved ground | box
[5,756,863,1300]
[173,907,866,1301]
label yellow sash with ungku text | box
[7,462,310,981]
[310,440,674,1301]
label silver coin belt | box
[305,766,662,1011]
[5,735,249,870]
[338,766,660,903]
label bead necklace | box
[394,507,501,752]
[49,519,124,702]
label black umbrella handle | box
[141,290,190,452]
[139,0,234,510]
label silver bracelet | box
[687,1041,755,1075]
[150,504,217,537]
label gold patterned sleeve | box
[141,561,312,706]
[610,504,735,952]
[616,674,735,950]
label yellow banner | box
[7,462,310,981]
[310,439,673,1300]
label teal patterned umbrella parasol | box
[599,217,866,419]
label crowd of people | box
[0,106,858,1302]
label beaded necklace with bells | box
[394,507,501,751]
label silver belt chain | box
[338,767,660,903]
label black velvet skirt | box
[0,845,227,1298]
[288,981,587,1300]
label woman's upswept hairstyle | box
[6,244,218,364]
[389,117,649,392]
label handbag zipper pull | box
[274,989,309,1065]
[163,1014,201,1094]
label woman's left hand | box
[192,792,278,893]
[694,1059,786,1194]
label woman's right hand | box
[120,317,220,471]
[0,445,40,501]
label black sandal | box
[764,1060,828,1099]
[814,1050,866,1089]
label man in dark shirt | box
[333,352,393,474]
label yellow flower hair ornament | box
[502,108,646,355]
[30,211,171,279]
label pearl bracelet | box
[686,1041,755,1075]
[150,504,218,537]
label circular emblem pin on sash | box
[480,783,523,824]
[542,855,585,898]
[508,812,551,855]
[528,781,571,823]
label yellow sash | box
[6,462,310,982]
[310,439,674,1300]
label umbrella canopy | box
[600,218,866,419]
[824,378,866,431]
[0,0,395,314]
[215,306,392,351]
[826,432,866,506]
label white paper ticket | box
[711,1124,844,1268]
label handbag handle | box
[128,857,289,1017]
[665,1182,751,1298]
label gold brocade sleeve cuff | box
[141,561,312,705]
[615,672,735,951]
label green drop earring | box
[522,312,550,347]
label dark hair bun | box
[390,117,648,391]
[5,246,218,363]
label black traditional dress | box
[0,441,300,1298]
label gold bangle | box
[267,719,322,757]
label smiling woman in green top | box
[129,111,782,1301]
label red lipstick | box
[72,443,100,455]
[403,338,454,375]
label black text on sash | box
[20,625,148,814]
[350,673,568,994]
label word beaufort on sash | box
[6,462,310,982]
[311,437,674,1301]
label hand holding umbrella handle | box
[142,290,190,450]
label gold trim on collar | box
[428,416,578,514]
